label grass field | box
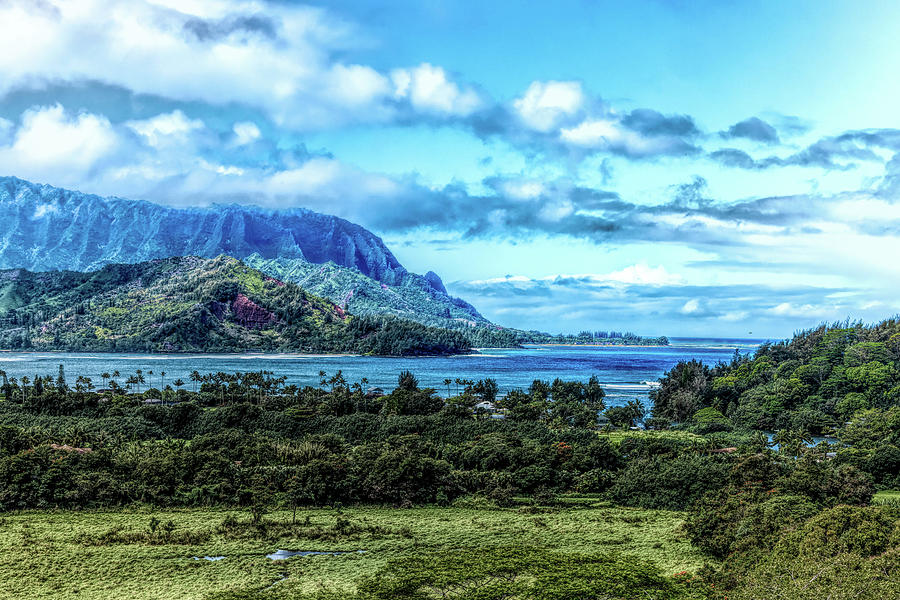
[872,489,900,506]
[598,429,706,445]
[0,503,709,600]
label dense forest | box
[652,319,900,456]
[0,359,896,599]
[0,256,519,355]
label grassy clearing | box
[0,504,708,600]
[598,430,705,445]
[872,490,900,506]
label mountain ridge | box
[0,176,408,284]
[0,255,474,355]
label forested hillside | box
[0,256,473,355]
[242,254,512,340]
[652,319,900,433]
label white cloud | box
[560,118,666,156]
[391,63,483,116]
[500,179,545,200]
[0,0,479,129]
[680,299,702,314]
[603,264,683,285]
[128,110,204,148]
[232,121,261,146]
[513,80,584,132]
[467,264,681,288]
[0,104,122,185]
[768,302,832,318]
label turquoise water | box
[0,337,764,407]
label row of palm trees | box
[444,378,476,397]
[97,369,185,394]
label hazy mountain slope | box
[0,256,473,355]
[0,176,406,284]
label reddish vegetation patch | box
[231,293,276,328]
[263,275,285,287]
[50,444,92,454]
[334,304,346,319]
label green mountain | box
[242,254,519,345]
[0,255,475,355]
[243,254,484,326]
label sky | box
[2,0,900,339]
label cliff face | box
[0,176,408,285]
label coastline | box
[527,343,670,348]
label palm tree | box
[101,372,110,389]
[625,399,646,427]
[20,375,29,403]
[173,378,185,400]
[443,378,452,397]
[160,371,166,391]
[771,429,812,458]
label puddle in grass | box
[191,550,365,563]
[266,549,366,560]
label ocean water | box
[0,337,765,408]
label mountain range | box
[0,255,474,355]
[0,176,492,332]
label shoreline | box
[526,343,669,348]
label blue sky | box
[2,0,900,338]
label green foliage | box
[686,490,817,557]
[357,546,706,600]
[653,319,900,433]
[691,407,733,433]
[0,256,475,356]
[606,454,731,510]
[710,505,900,600]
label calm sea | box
[0,337,765,408]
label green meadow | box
[0,503,707,600]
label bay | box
[0,337,764,408]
